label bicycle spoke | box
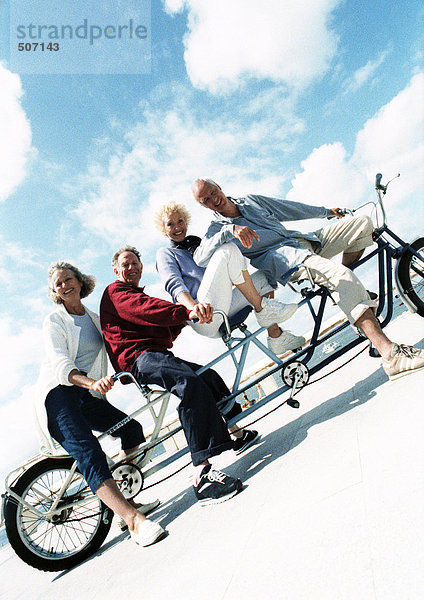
[17,466,104,561]
[410,257,424,301]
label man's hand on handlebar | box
[188,302,214,323]
[329,208,346,219]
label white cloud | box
[288,73,424,239]
[0,236,40,282]
[343,49,390,95]
[0,236,48,322]
[0,63,33,202]
[288,142,366,207]
[0,383,41,490]
[164,0,340,94]
[73,74,424,259]
[0,310,48,490]
[0,316,44,399]
[163,0,186,13]
[73,88,304,250]
[352,73,424,195]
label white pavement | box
[1,310,423,600]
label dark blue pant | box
[131,351,234,466]
[45,385,144,493]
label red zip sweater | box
[100,280,190,373]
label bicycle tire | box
[397,237,424,317]
[4,457,113,572]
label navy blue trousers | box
[131,351,235,466]
[45,385,144,493]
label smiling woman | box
[49,261,94,314]
[154,200,304,353]
[32,260,165,548]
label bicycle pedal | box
[287,398,300,409]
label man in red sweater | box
[100,245,244,505]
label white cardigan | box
[34,304,108,455]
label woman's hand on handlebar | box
[68,369,114,394]
[90,376,115,395]
[188,302,214,324]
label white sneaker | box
[267,330,305,354]
[256,297,298,328]
[120,499,160,531]
[130,519,166,546]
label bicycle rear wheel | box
[4,457,113,572]
[396,237,424,317]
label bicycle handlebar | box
[375,173,387,192]
[376,172,400,193]
[327,208,353,219]
[112,372,137,384]
[374,171,400,227]
[185,308,229,327]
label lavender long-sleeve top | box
[156,246,205,303]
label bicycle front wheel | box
[396,237,424,317]
[4,457,113,572]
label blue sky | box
[0,0,423,488]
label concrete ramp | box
[1,310,423,600]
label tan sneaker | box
[382,343,424,380]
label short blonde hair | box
[48,261,96,305]
[154,201,191,236]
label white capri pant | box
[190,242,274,338]
[290,215,377,325]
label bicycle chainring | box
[111,463,144,500]
[282,361,310,389]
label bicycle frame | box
[2,172,421,524]
[102,223,418,481]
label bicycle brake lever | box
[375,173,387,192]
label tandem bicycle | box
[1,172,423,572]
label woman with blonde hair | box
[155,202,303,454]
[155,200,304,348]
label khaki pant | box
[290,215,376,325]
